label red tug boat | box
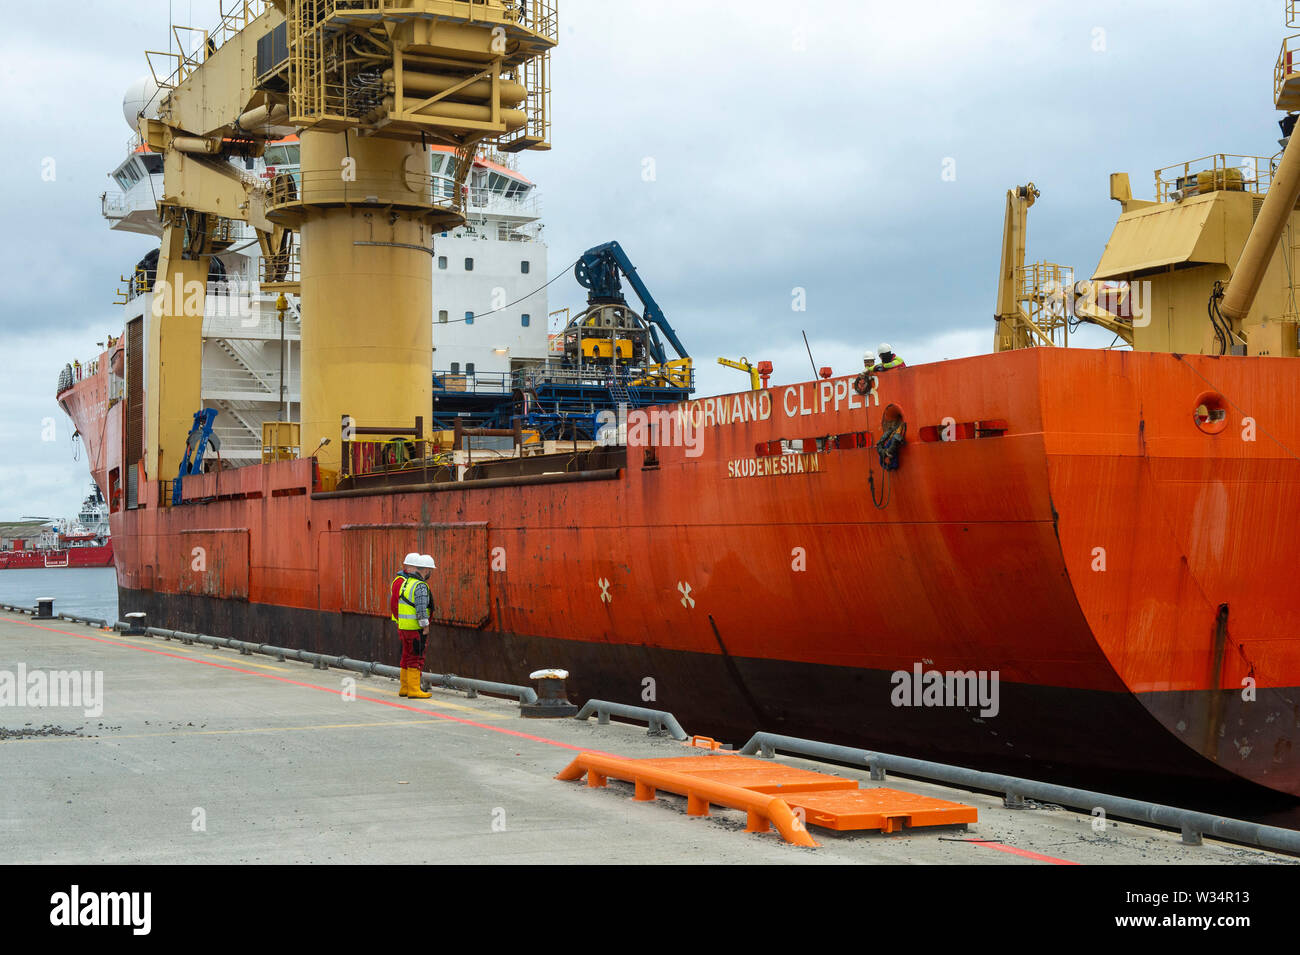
[0,487,113,570]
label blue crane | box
[573,241,689,366]
[172,408,220,505]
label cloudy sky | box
[0,0,1288,519]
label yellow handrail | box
[1154,153,1274,202]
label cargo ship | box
[56,1,1300,799]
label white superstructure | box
[428,146,552,379]
[101,84,550,467]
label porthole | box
[1193,391,1228,435]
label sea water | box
[0,566,117,621]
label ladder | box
[608,371,630,405]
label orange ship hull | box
[61,347,1300,797]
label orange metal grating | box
[556,752,978,844]
[627,754,860,794]
[784,788,980,833]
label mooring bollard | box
[35,597,54,619]
[123,612,147,636]
[520,668,578,718]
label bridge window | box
[438,256,447,269]
[438,310,448,323]
[465,257,474,271]
[451,362,460,374]
[465,311,474,325]
[263,143,300,166]
[521,313,530,327]
[466,363,475,375]
[521,260,530,274]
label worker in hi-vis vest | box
[391,553,435,699]
[853,344,906,397]
[871,343,905,372]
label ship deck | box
[0,608,1293,866]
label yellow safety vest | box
[396,575,423,630]
[389,574,404,623]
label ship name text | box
[727,453,823,478]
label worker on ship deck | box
[391,553,436,699]
[871,343,905,372]
[853,344,906,396]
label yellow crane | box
[992,183,1040,352]
[993,182,1135,351]
[132,0,557,479]
[716,357,770,390]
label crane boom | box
[716,357,760,390]
[993,183,1039,352]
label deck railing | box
[432,363,696,396]
[1155,154,1275,202]
[326,0,556,41]
[101,191,130,219]
[1278,33,1300,108]
[342,438,456,481]
[262,169,464,217]
[145,1,272,90]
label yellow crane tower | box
[992,183,1041,352]
[133,0,557,479]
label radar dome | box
[122,77,162,132]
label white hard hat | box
[412,554,437,570]
[877,342,893,356]
[402,552,421,566]
[863,350,873,362]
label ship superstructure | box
[102,126,303,467]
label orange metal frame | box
[556,752,820,847]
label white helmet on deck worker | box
[412,554,436,570]
[877,343,893,358]
[402,552,421,569]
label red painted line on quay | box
[970,840,1079,865]
[9,618,615,757]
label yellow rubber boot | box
[407,668,432,699]
[398,668,410,697]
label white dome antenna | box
[122,76,163,133]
